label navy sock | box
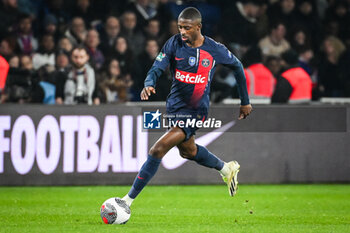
[128,155,161,199]
[192,144,224,170]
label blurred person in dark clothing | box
[120,11,145,56]
[64,17,87,46]
[0,37,18,60]
[125,0,157,30]
[1,54,36,103]
[221,0,262,58]
[265,56,282,78]
[132,38,170,101]
[39,0,70,34]
[267,0,298,31]
[42,14,59,42]
[294,0,322,49]
[289,27,312,52]
[16,13,38,55]
[98,58,133,103]
[144,18,161,41]
[0,0,20,38]
[272,49,312,103]
[318,36,346,97]
[109,36,133,77]
[99,16,121,57]
[85,29,104,70]
[324,1,350,41]
[71,0,95,27]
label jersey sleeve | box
[214,43,250,105]
[152,36,176,71]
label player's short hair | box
[178,7,202,23]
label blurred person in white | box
[258,21,290,58]
[98,58,133,103]
[99,16,121,56]
[120,11,145,56]
[85,29,104,70]
[32,34,56,70]
[55,46,97,105]
[64,17,87,46]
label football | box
[100,197,131,224]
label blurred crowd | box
[0,0,349,105]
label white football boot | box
[221,161,240,196]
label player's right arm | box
[141,36,177,100]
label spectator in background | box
[272,49,312,103]
[55,46,97,105]
[125,0,157,30]
[39,0,70,34]
[42,14,59,42]
[144,18,161,42]
[71,0,94,27]
[120,11,145,56]
[242,46,275,99]
[99,16,121,57]
[20,54,33,70]
[132,39,170,101]
[32,34,56,70]
[259,21,290,58]
[98,59,133,103]
[265,56,281,78]
[268,0,297,31]
[57,37,73,54]
[318,36,346,97]
[221,0,262,58]
[1,54,35,103]
[64,17,87,46]
[0,0,20,38]
[295,0,322,49]
[85,29,104,70]
[55,51,70,71]
[289,27,312,53]
[324,1,350,41]
[109,36,133,77]
[0,37,18,60]
[16,13,38,55]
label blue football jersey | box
[152,34,246,115]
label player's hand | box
[238,104,252,120]
[141,86,156,100]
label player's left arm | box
[215,44,252,119]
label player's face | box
[177,18,201,44]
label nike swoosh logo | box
[161,121,236,170]
[137,176,144,179]
[175,57,185,61]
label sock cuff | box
[147,155,162,163]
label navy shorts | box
[167,113,207,141]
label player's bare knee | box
[149,144,166,159]
[178,147,196,160]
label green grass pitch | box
[0,185,349,233]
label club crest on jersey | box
[156,52,166,61]
[201,59,210,67]
[188,57,196,66]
